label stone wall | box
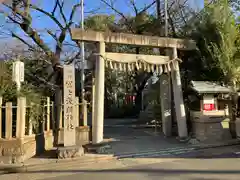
[0,131,53,164]
[0,127,90,164]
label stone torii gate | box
[71,29,196,144]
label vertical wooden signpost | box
[63,64,76,147]
[12,60,24,91]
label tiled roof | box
[190,81,232,94]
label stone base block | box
[58,127,90,146]
[84,143,112,154]
[191,117,232,143]
[57,146,84,159]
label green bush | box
[0,61,45,133]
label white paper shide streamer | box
[104,56,181,76]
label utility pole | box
[164,0,168,37]
[80,0,87,126]
[80,0,85,103]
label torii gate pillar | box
[167,47,188,139]
[92,42,105,144]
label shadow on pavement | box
[11,168,240,175]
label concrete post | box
[46,97,51,131]
[5,102,13,139]
[170,47,188,138]
[92,41,105,144]
[29,102,34,135]
[16,97,26,138]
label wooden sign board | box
[63,64,76,147]
[12,61,24,83]
[71,29,196,50]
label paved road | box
[2,118,240,180]
[2,157,240,180]
[36,158,240,180]
[2,146,240,180]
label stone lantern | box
[187,81,232,143]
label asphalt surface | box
[2,118,240,180]
[41,157,240,180]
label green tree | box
[1,0,83,145]
[209,1,240,136]
[180,1,240,135]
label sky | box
[34,0,204,29]
[0,0,204,52]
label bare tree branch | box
[139,0,156,14]
[6,14,21,25]
[129,0,138,15]
[156,0,162,23]
[12,32,35,50]
[65,51,81,65]
[47,29,57,39]
[27,72,58,88]
[51,0,58,16]
[3,2,31,22]
[69,3,81,24]
[100,0,132,31]
[4,3,56,57]
[85,7,102,14]
[68,3,81,38]
[30,4,64,30]
[56,0,67,25]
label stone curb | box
[0,154,116,175]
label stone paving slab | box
[103,126,240,159]
[114,140,240,158]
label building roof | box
[189,81,232,94]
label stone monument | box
[57,64,84,159]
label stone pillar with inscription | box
[168,47,188,139]
[92,41,105,144]
[160,73,172,137]
[63,64,76,146]
[57,64,84,159]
